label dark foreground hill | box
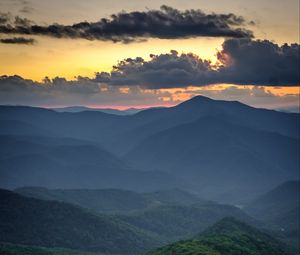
[0,189,161,255]
[0,242,104,255]
[15,187,256,243]
[145,218,293,255]
[118,203,255,242]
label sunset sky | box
[0,0,299,110]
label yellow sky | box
[0,0,299,82]
[0,37,224,81]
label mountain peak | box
[176,95,214,109]
[186,95,213,103]
[187,95,213,101]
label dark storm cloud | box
[217,39,300,85]
[0,5,253,43]
[95,50,216,88]
[0,36,35,44]
[95,39,300,88]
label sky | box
[0,0,299,110]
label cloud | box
[0,36,35,44]
[0,75,168,107]
[0,75,298,110]
[0,75,100,95]
[95,39,299,88]
[95,51,215,88]
[0,5,253,43]
[216,39,300,85]
[0,12,11,24]
[0,11,33,28]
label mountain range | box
[14,187,256,242]
[15,183,299,249]
[2,189,297,255]
[0,189,161,255]
[0,96,298,203]
[52,106,147,115]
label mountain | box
[14,187,256,244]
[245,181,300,221]
[117,204,255,242]
[272,206,300,248]
[0,96,299,202]
[0,135,181,191]
[143,189,204,206]
[15,187,205,214]
[0,119,57,137]
[52,106,145,115]
[126,116,299,203]
[1,96,298,152]
[145,218,293,255]
[15,187,152,214]
[0,189,161,255]
[0,105,121,141]
[109,96,299,155]
[245,181,299,247]
[198,218,293,254]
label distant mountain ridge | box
[52,106,148,115]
